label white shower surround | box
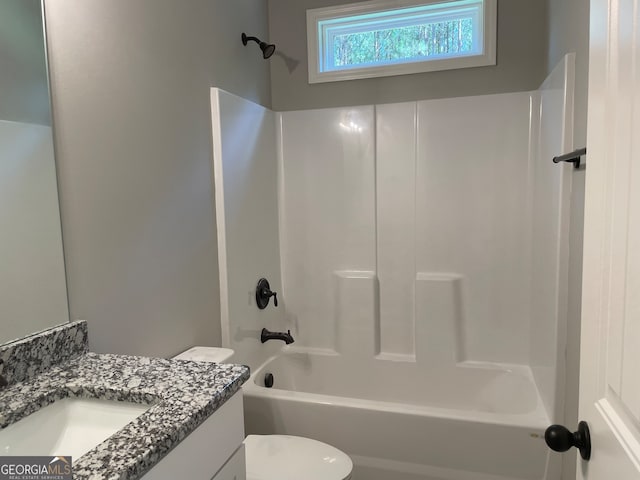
[278,95,533,364]
[210,54,575,480]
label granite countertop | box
[0,351,250,480]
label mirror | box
[0,0,69,343]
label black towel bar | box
[553,147,586,169]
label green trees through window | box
[308,0,495,82]
[333,18,475,68]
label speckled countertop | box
[0,333,249,480]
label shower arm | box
[243,35,261,45]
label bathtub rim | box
[243,351,552,431]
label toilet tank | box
[173,346,235,363]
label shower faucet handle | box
[256,278,278,309]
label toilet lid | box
[244,435,353,480]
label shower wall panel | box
[279,93,535,365]
[278,107,376,351]
[415,93,533,364]
[210,88,284,371]
[529,55,574,421]
[375,102,418,360]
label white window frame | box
[306,0,497,84]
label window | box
[307,0,497,83]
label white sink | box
[0,397,151,459]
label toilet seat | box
[244,434,353,480]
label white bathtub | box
[242,350,557,480]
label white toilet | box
[173,347,353,480]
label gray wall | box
[0,0,50,125]
[44,0,271,357]
[268,0,548,111]
[548,0,589,148]
[546,0,589,479]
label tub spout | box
[261,328,294,345]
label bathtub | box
[242,350,557,480]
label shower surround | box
[210,55,575,480]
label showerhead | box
[242,32,276,59]
[261,43,276,59]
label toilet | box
[173,347,353,480]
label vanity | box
[0,321,249,480]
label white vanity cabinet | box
[142,392,245,480]
[211,445,246,480]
